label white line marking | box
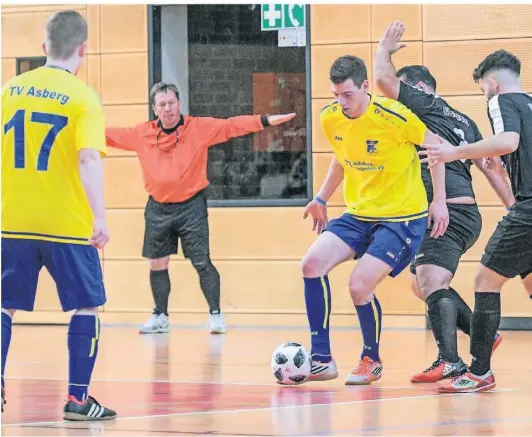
[3,390,517,428]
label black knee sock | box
[449,287,472,336]
[470,292,500,376]
[426,289,459,363]
[150,269,171,316]
[192,257,221,314]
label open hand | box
[303,199,328,234]
[378,21,407,54]
[419,136,459,168]
[267,113,296,126]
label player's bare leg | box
[140,256,171,334]
[301,231,354,382]
[438,265,508,393]
[1,308,15,413]
[344,254,391,386]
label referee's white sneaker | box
[208,312,226,334]
[139,313,170,334]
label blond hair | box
[45,10,88,60]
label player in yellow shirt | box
[1,11,115,420]
[293,55,448,386]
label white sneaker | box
[139,313,170,334]
[306,359,339,382]
[208,312,226,334]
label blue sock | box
[355,296,382,362]
[304,276,332,362]
[1,312,13,390]
[68,314,100,402]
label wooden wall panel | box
[100,5,148,53]
[1,59,16,85]
[311,98,334,153]
[423,5,532,42]
[86,54,101,96]
[310,5,370,45]
[311,44,372,98]
[423,39,532,96]
[103,106,148,157]
[33,269,62,311]
[462,207,506,262]
[371,5,422,41]
[100,52,149,104]
[1,10,87,58]
[312,152,345,207]
[103,157,146,208]
[103,259,425,315]
[105,207,337,261]
[1,5,83,14]
[86,4,101,54]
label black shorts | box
[481,199,532,279]
[410,203,482,275]
[142,189,210,260]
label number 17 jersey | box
[2,66,106,244]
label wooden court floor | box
[2,323,532,436]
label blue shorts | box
[324,214,428,278]
[1,238,106,312]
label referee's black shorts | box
[481,199,532,280]
[142,189,210,260]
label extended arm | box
[425,130,449,238]
[105,126,140,152]
[374,46,401,100]
[201,113,296,147]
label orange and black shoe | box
[1,387,5,414]
[437,370,496,393]
[345,356,383,385]
[492,333,503,353]
[411,357,467,383]
[63,395,117,421]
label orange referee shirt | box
[105,115,265,203]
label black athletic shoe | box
[63,395,116,421]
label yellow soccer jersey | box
[2,66,106,244]
[320,94,428,222]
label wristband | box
[315,196,327,205]
[260,115,270,127]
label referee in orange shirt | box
[106,82,295,335]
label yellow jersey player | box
[292,55,448,386]
[1,11,116,420]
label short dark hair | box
[472,50,521,83]
[150,82,180,104]
[329,55,368,87]
[396,65,437,92]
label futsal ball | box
[270,342,312,385]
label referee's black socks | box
[150,269,171,316]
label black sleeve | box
[487,95,521,135]
[397,81,438,118]
[472,122,483,142]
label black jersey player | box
[421,49,532,392]
[374,22,515,383]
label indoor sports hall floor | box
[2,324,532,436]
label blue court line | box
[296,415,532,436]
